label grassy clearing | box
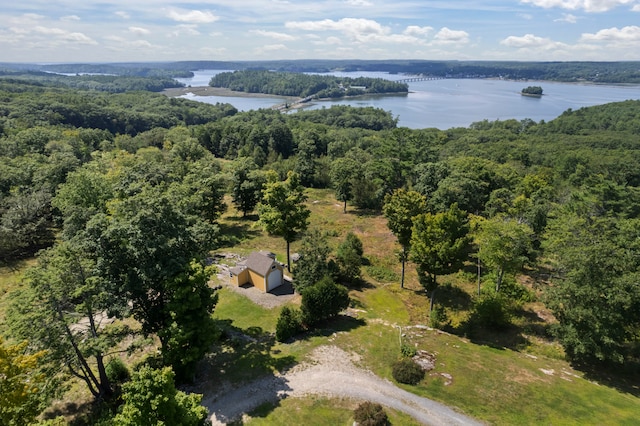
[235,396,422,425]
[211,188,640,425]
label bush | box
[301,276,350,326]
[400,343,416,358]
[353,401,389,426]
[429,304,449,329]
[275,306,303,342]
[106,357,130,385]
[470,293,512,330]
[391,358,424,385]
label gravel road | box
[202,345,483,425]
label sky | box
[1,1,640,63]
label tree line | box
[209,69,409,98]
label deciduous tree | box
[410,204,470,312]
[258,171,310,270]
[383,189,427,288]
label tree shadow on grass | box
[437,283,473,312]
[575,359,640,398]
[217,220,262,248]
[200,320,297,423]
[299,314,367,341]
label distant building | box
[229,251,284,293]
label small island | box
[521,85,543,97]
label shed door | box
[267,268,282,291]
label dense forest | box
[209,70,409,98]
[1,71,640,424]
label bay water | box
[176,70,640,130]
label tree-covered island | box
[521,85,544,97]
[209,69,409,99]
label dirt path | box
[202,345,483,425]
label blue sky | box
[1,0,640,63]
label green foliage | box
[391,358,424,385]
[475,216,534,293]
[429,304,450,329]
[230,157,265,216]
[210,69,407,99]
[0,338,48,426]
[301,276,350,326]
[468,293,513,331]
[293,230,331,293]
[410,203,471,311]
[336,232,364,284]
[113,366,209,426]
[353,401,389,426]
[275,306,304,342]
[521,86,543,95]
[8,241,118,400]
[258,171,311,270]
[105,357,131,386]
[543,214,640,364]
[400,343,417,358]
[383,189,428,288]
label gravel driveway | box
[202,345,483,425]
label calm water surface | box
[177,70,640,130]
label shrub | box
[353,401,389,426]
[106,357,130,385]
[400,343,417,358]
[391,358,424,385]
[336,232,364,284]
[301,276,349,326]
[275,306,303,342]
[470,293,512,330]
[429,304,449,329]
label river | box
[176,70,640,130]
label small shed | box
[229,251,284,293]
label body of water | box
[176,70,640,130]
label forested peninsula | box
[1,68,640,425]
[209,69,409,98]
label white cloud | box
[345,0,373,5]
[167,9,219,24]
[115,11,130,20]
[168,25,201,37]
[520,0,635,13]
[433,27,470,44]
[249,30,296,41]
[286,18,388,37]
[555,13,578,22]
[633,4,640,10]
[580,25,640,42]
[403,26,433,37]
[61,15,81,22]
[500,33,574,56]
[501,33,553,47]
[518,13,534,19]
[129,27,150,36]
[286,18,428,44]
[262,44,288,51]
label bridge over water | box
[395,76,446,83]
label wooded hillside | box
[1,75,639,424]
